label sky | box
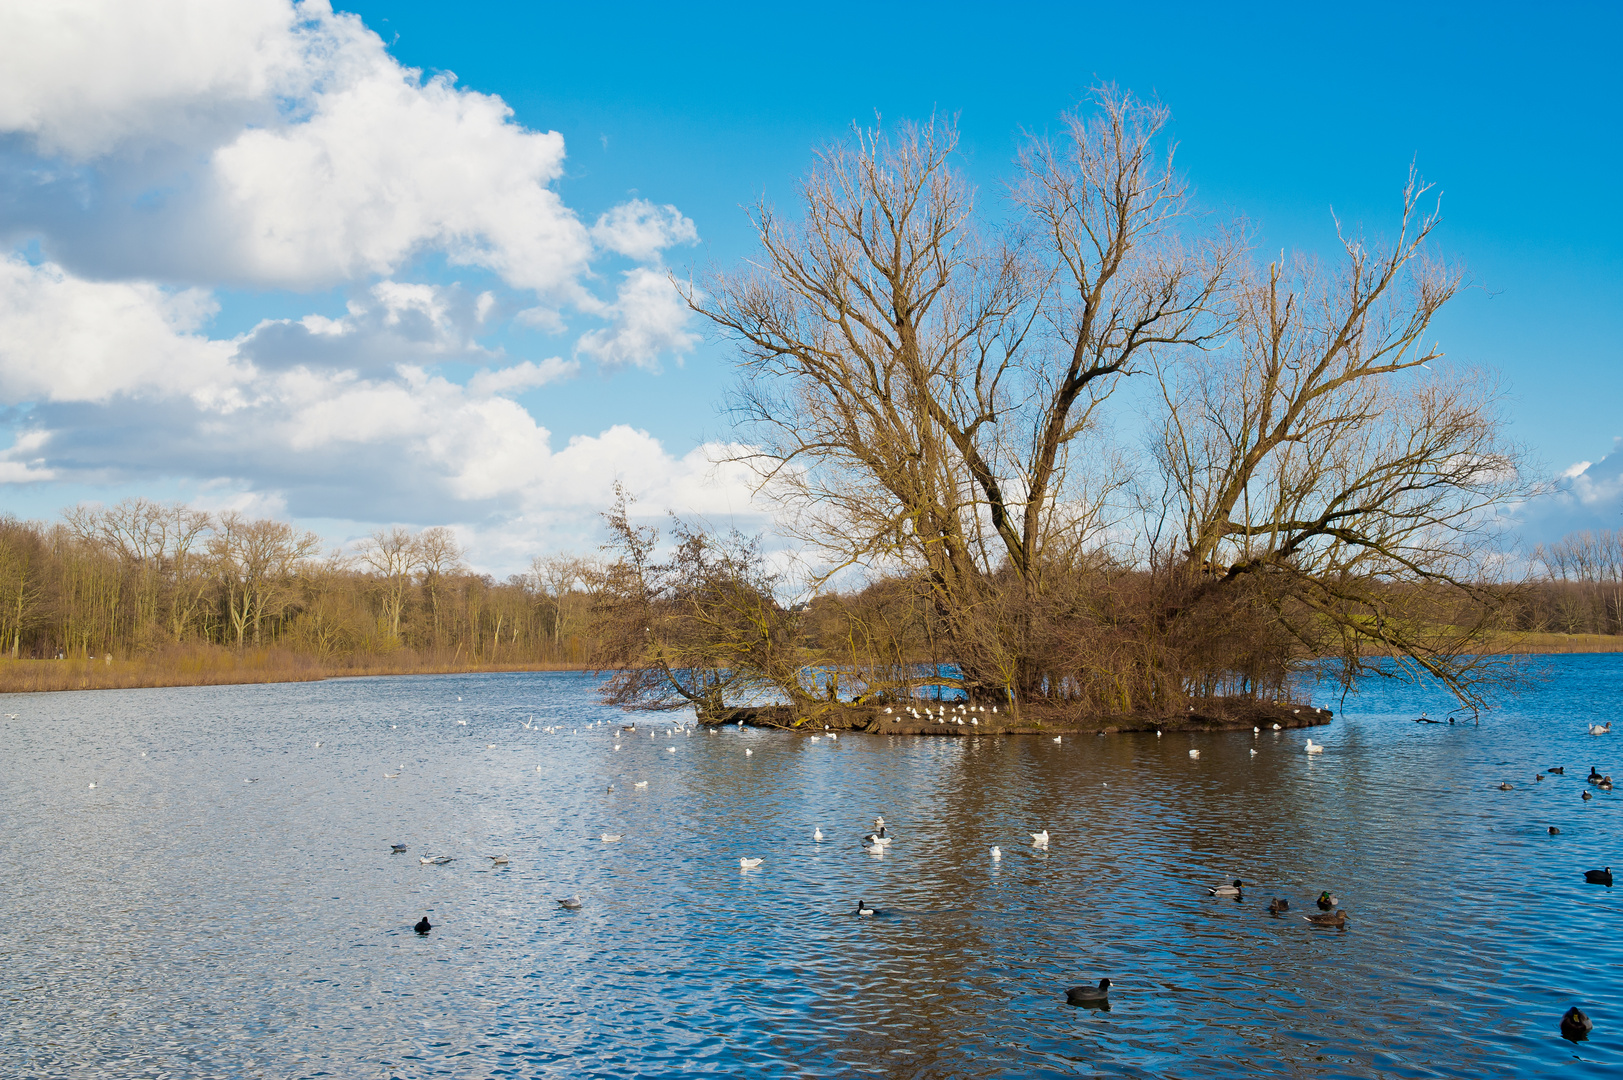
[0,0,1618,572]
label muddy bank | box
[704,698,1332,736]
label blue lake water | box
[3,655,1621,1078]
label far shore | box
[1,632,1619,696]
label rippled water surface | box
[4,656,1623,1078]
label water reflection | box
[2,659,1622,1077]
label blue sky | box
[1,1,1618,569]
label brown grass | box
[0,645,589,694]
[1479,632,1623,655]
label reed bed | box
[0,646,586,694]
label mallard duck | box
[413,916,432,934]
[1304,910,1347,927]
[1267,898,1290,915]
[1316,891,1338,909]
[1065,978,1111,1006]
[1584,867,1613,886]
[1208,879,1243,897]
[1561,1006,1594,1042]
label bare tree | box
[1150,171,1532,704]
[210,513,321,647]
[416,526,464,646]
[688,87,1233,706]
[358,526,419,644]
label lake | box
[3,655,1621,1078]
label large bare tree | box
[1149,172,1531,703]
[689,88,1233,706]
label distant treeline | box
[0,499,601,666]
[1519,530,1623,636]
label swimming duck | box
[1064,978,1111,1006]
[1589,722,1611,736]
[1601,778,1614,790]
[1583,790,1593,801]
[1584,867,1613,886]
[1208,879,1243,897]
[855,900,876,916]
[1549,826,1561,835]
[1561,1006,1594,1042]
[1267,898,1290,916]
[1498,782,1514,791]
[1536,774,1544,782]
[1304,910,1348,928]
[413,916,432,934]
[1588,766,1604,782]
[1316,891,1338,909]
[740,857,763,869]
[557,896,582,910]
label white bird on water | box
[1589,722,1612,736]
[601,834,622,842]
[745,748,753,757]
[740,857,763,869]
[634,780,648,789]
[1189,748,1201,759]
[666,746,676,753]
[1031,830,1049,848]
[1305,740,1324,754]
[1249,749,1258,757]
[990,846,1001,860]
[814,828,824,841]
[1053,736,1062,743]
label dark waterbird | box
[1583,790,1594,801]
[1065,978,1112,1007]
[854,900,876,916]
[413,916,432,934]
[1561,1006,1594,1042]
[1317,891,1339,909]
[1589,766,1604,783]
[1550,766,1565,775]
[1584,867,1613,886]
[1549,826,1561,835]
[1267,898,1290,916]
[389,843,407,854]
[1304,910,1348,928]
